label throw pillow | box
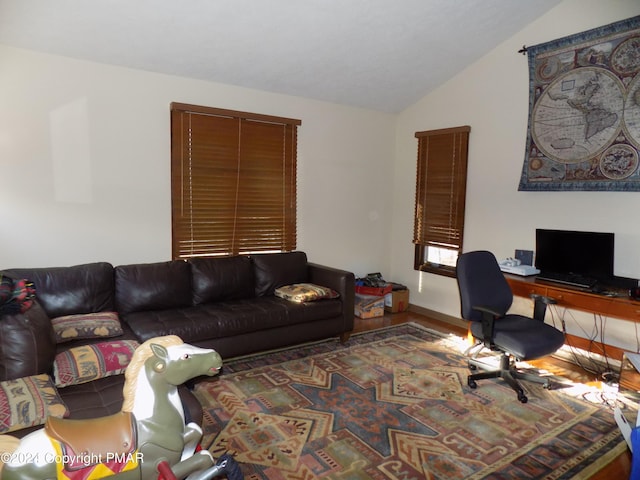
[53,340,139,388]
[0,374,68,433]
[274,283,340,303]
[51,311,123,343]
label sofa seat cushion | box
[54,375,127,423]
[58,377,201,426]
[278,297,343,323]
[123,297,343,344]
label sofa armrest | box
[308,263,355,333]
[0,301,56,381]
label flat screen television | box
[535,229,614,282]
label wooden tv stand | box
[505,274,640,361]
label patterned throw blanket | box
[0,274,35,315]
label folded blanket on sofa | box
[0,274,35,315]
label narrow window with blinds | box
[413,126,470,277]
[171,103,301,259]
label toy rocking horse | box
[0,335,243,480]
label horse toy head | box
[147,338,222,383]
[121,335,222,415]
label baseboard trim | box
[408,303,629,363]
[408,303,467,330]
[562,333,628,363]
[553,343,622,374]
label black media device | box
[535,229,614,287]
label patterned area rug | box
[193,323,626,479]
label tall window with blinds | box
[413,126,470,277]
[171,103,301,259]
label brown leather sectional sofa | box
[0,251,355,436]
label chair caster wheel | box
[468,378,477,389]
[542,381,551,390]
[518,392,528,403]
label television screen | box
[535,229,614,281]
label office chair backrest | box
[456,250,513,323]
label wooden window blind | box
[171,103,301,259]
[413,126,470,276]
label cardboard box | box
[384,289,410,313]
[354,293,385,319]
[355,284,393,296]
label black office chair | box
[455,250,565,403]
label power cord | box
[550,306,612,379]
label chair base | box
[467,353,551,403]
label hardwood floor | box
[353,310,632,480]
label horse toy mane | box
[121,334,183,412]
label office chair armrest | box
[530,294,556,321]
[472,305,505,350]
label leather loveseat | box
[0,251,355,437]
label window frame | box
[170,102,301,259]
[413,126,470,277]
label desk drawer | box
[508,280,546,299]
[606,300,640,320]
[545,287,613,312]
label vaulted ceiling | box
[0,0,561,112]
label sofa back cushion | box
[0,301,56,381]
[252,251,308,297]
[3,263,115,318]
[189,256,255,304]
[115,261,191,314]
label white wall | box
[391,0,640,351]
[0,45,395,276]
[3,0,640,352]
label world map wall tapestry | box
[519,15,640,191]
